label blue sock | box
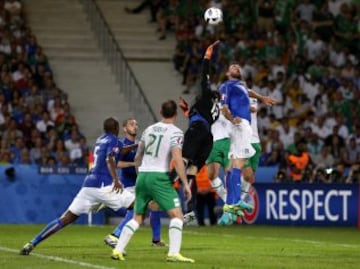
[231,168,241,204]
[31,218,63,246]
[225,171,233,204]
[112,209,134,238]
[150,211,161,242]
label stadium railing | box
[80,0,157,128]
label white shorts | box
[125,186,135,194]
[68,185,135,216]
[229,120,256,159]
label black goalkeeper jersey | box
[188,58,220,127]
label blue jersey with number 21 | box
[83,133,123,188]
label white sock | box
[168,218,183,255]
[115,219,139,253]
[241,176,251,200]
[211,177,227,202]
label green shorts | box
[206,138,230,168]
[134,172,181,214]
[244,143,262,171]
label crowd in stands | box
[0,0,89,166]
[130,0,359,183]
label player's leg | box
[104,209,134,249]
[150,173,194,263]
[228,123,255,209]
[166,208,193,263]
[111,173,149,261]
[208,161,226,200]
[188,129,213,212]
[112,212,146,261]
[149,210,167,246]
[241,143,261,200]
[195,192,206,226]
[104,185,136,249]
[20,187,98,255]
[207,138,230,203]
[206,192,218,225]
[20,210,79,255]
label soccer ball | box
[204,7,223,25]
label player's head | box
[227,63,242,80]
[160,100,177,119]
[103,117,119,136]
[122,117,138,138]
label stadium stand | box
[122,0,359,183]
[0,0,89,166]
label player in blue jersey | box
[218,65,276,224]
[104,118,166,248]
[20,117,135,255]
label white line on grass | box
[0,246,116,269]
[183,230,359,249]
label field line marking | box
[0,246,116,269]
[183,230,359,248]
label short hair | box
[103,117,119,134]
[161,100,177,118]
[122,117,136,127]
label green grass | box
[0,224,359,269]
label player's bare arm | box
[134,141,145,168]
[171,147,192,203]
[248,89,277,106]
[106,154,123,193]
[199,40,220,95]
[117,161,135,168]
[221,104,241,124]
[204,40,220,60]
[121,143,138,155]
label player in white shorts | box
[20,117,135,255]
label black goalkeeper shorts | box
[182,121,213,171]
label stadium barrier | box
[244,183,359,228]
[0,165,358,228]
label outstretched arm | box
[248,89,278,106]
[200,40,220,93]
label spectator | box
[340,137,360,166]
[286,139,311,182]
[36,111,54,133]
[52,139,68,164]
[276,117,295,149]
[29,137,43,163]
[257,0,275,32]
[294,0,317,23]
[313,145,335,169]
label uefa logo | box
[243,185,259,224]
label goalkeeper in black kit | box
[173,40,221,221]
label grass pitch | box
[0,224,359,269]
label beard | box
[226,70,241,80]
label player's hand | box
[183,184,192,204]
[232,117,242,124]
[179,97,190,117]
[261,96,278,106]
[112,179,124,193]
[204,40,220,59]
